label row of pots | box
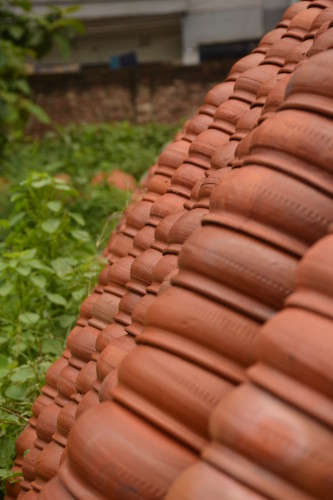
[36,4,333,499]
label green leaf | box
[31,275,47,289]
[5,384,27,401]
[8,25,24,40]
[71,229,90,242]
[20,249,37,260]
[47,200,61,212]
[17,265,31,276]
[69,212,85,226]
[19,312,40,325]
[72,287,87,302]
[0,283,13,297]
[11,366,34,383]
[20,99,50,124]
[51,257,77,276]
[46,293,66,306]
[41,218,60,233]
[31,177,51,188]
[0,354,11,371]
[41,338,63,355]
[0,435,15,469]
[58,314,76,328]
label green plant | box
[0,0,83,143]
[0,172,105,492]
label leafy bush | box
[0,120,177,494]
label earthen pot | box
[277,1,311,29]
[41,402,196,499]
[252,309,333,426]
[247,110,333,195]
[175,225,297,317]
[55,401,77,442]
[104,231,133,263]
[259,74,290,122]
[74,387,99,419]
[125,293,155,337]
[79,292,100,322]
[126,247,162,295]
[286,234,333,318]
[209,383,333,499]
[112,346,234,449]
[252,27,287,54]
[152,210,184,252]
[113,290,142,326]
[96,335,136,385]
[106,170,135,191]
[211,98,251,135]
[145,253,178,295]
[187,128,231,170]
[194,168,232,211]
[32,441,64,492]
[95,322,127,354]
[87,291,121,330]
[206,165,333,256]
[263,36,300,67]
[231,106,262,141]
[129,224,155,257]
[98,255,133,294]
[183,178,202,210]
[209,142,238,172]
[146,173,171,196]
[74,360,97,395]
[226,52,265,81]
[307,24,333,57]
[165,208,206,256]
[168,162,207,198]
[231,64,279,103]
[68,325,99,364]
[279,38,312,73]
[307,6,333,38]
[183,112,213,142]
[282,49,333,117]
[148,192,187,226]
[166,461,268,500]
[140,285,259,379]
[284,7,323,41]
[55,363,78,404]
[200,81,235,116]
[155,140,190,177]
[123,199,153,238]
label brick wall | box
[27,60,236,135]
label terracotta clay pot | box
[166,461,267,500]
[146,173,171,196]
[187,129,232,170]
[40,402,197,500]
[106,170,135,191]
[174,225,297,318]
[259,74,290,122]
[206,165,333,256]
[152,210,184,252]
[155,140,190,177]
[165,208,206,256]
[112,346,234,449]
[226,52,266,81]
[95,322,127,354]
[284,7,323,41]
[200,81,235,116]
[113,290,142,326]
[125,293,155,337]
[247,110,333,196]
[168,162,207,199]
[123,200,153,237]
[128,224,155,258]
[182,113,213,142]
[306,6,333,38]
[98,254,133,294]
[277,1,311,29]
[140,285,259,380]
[253,27,287,54]
[209,383,333,500]
[282,49,333,118]
[308,24,333,57]
[263,36,300,67]
[231,64,279,103]
[148,192,187,227]
[279,38,312,73]
[211,98,251,135]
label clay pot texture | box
[155,140,189,177]
[42,402,197,500]
[200,81,235,116]
[308,24,333,57]
[253,27,287,54]
[231,64,279,103]
[284,6,323,41]
[226,52,266,81]
[209,383,333,499]
[125,293,155,337]
[259,74,290,122]
[277,1,311,29]
[175,225,297,317]
[205,165,333,257]
[140,285,258,379]
[282,48,333,118]
[166,462,269,500]
[111,346,234,450]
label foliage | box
[0,0,83,143]
[0,121,177,495]
[1,121,179,238]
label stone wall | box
[27,60,236,135]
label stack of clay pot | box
[39,29,333,500]
[9,2,333,499]
[7,45,240,498]
[168,232,333,500]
